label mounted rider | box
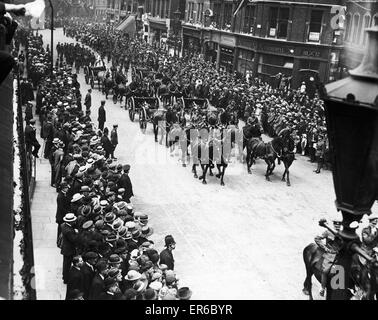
[314,215,343,297]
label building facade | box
[143,0,186,48]
[94,0,139,21]
[341,0,378,70]
[182,0,346,87]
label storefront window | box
[220,47,234,73]
[237,49,255,75]
[258,54,293,77]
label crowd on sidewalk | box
[15,29,192,300]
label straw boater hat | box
[63,213,77,223]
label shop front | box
[219,46,234,73]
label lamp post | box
[320,26,378,299]
[48,0,53,76]
[173,9,181,57]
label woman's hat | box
[125,270,141,281]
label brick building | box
[182,0,346,87]
[342,0,378,70]
[143,0,186,47]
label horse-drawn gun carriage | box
[84,63,107,89]
[127,96,162,133]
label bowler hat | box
[177,287,192,300]
[108,254,122,265]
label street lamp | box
[320,26,378,299]
[173,9,181,57]
[48,0,53,76]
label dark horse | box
[302,242,378,300]
[191,128,229,186]
[246,136,295,186]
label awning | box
[116,14,136,34]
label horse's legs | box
[286,164,291,187]
[192,164,198,178]
[246,148,252,174]
[153,123,158,142]
[265,160,271,181]
[201,164,208,184]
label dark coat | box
[60,222,79,256]
[56,191,71,224]
[81,263,96,299]
[117,173,133,200]
[101,135,113,154]
[65,266,84,300]
[110,129,118,145]
[98,106,106,123]
[160,248,174,270]
[25,124,39,148]
[89,273,105,300]
[84,93,91,108]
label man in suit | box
[159,235,176,270]
[110,124,118,160]
[84,89,92,115]
[56,182,71,245]
[25,119,40,158]
[117,165,133,203]
[60,213,80,284]
[65,255,84,300]
[98,101,106,131]
[89,260,107,300]
[81,251,98,300]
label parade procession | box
[1,0,378,304]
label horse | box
[302,242,378,300]
[113,82,127,103]
[191,128,229,186]
[103,76,114,99]
[152,108,166,144]
[246,135,296,186]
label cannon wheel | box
[128,97,136,122]
[139,108,147,134]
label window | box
[268,7,278,37]
[374,14,378,26]
[299,60,320,71]
[243,5,255,34]
[198,3,204,23]
[213,3,221,28]
[308,10,323,42]
[361,14,371,45]
[268,7,289,39]
[345,13,352,41]
[277,8,289,38]
[223,3,233,29]
[352,13,360,43]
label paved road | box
[32,28,343,300]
